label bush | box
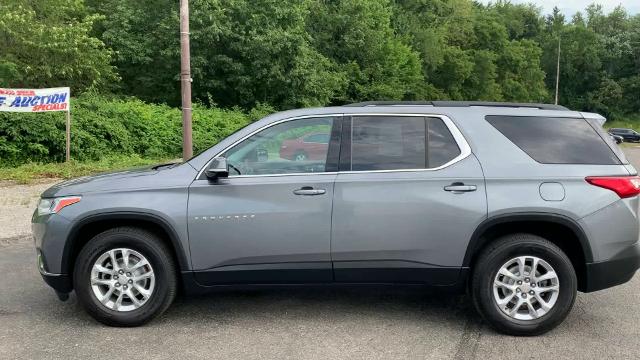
[0,154,169,184]
[0,94,254,166]
[604,115,640,132]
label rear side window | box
[349,116,461,171]
[486,116,621,165]
[351,116,426,171]
[586,119,629,164]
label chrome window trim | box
[197,113,472,179]
[218,172,339,179]
[343,113,471,173]
[197,114,342,179]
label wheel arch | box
[62,212,190,281]
[464,213,593,291]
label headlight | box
[37,196,81,216]
[37,198,54,216]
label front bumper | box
[37,248,72,294]
[40,272,72,294]
[33,211,75,295]
[583,241,640,292]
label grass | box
[605,114,640,132]
[0,155,175,184]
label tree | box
[4,0,636,118]
[193,0,346,109]
[307,0,428,102]
[90,0,346,109]
[87,0,181,104]
[0,0,116,91]
[393,0,547,102]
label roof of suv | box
[343,101,569,111]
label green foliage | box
[540,5,640,119]
[0,154,171,184]
[605,114,640,132]
[3,0,639,116]
[0,0,117,92]
[2,0,640,172]
[86,0,181,104]
[308,0,427,102]
[0,95,252,166]
[392,0,548,102]
[88,0,347,109]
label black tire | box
[471,233,577,336]
[73,227,177,327]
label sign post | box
[0,87,72,161]
[65,109,71,162]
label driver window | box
[223,117,334,176]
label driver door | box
[188,116,341,285]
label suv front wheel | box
[471,233,577,336]
[73,227,178,327]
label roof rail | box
[344,101,568,111]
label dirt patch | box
[0,180,59,239]
[0,235,31,247]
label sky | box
[479,0,640,16]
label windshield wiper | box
[152,162,179,170]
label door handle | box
[293,187,326,196]
[444,182,477,193]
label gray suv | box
[32,101,640,335]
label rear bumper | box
[583,241,640,292]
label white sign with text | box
[0,87,70,112]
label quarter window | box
[428,117,462,168]
[486,115,621,165]
[223,117,335,175]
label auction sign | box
[0,87,73,161]
[0,87,70,112]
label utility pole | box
[554,37,561,105]
[180,0,193,160]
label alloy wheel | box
[493,256,560,320]
[90,248,155,312]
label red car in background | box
[279,132,330,161]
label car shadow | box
[158,287,479,327]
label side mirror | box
[205,157,229,181]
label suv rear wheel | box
[73,227,177,327]
[471,233,577,336]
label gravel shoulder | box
[0,179,59,241]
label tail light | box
[585,176,640,198]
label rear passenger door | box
[331,115,487,285]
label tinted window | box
[349,116,462,171]
[486,116,621,165]
[588,120,628,164]
[428,117,461,167]
[224,117,334,175]
[351,116,426,171]
[612,128,631,134]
